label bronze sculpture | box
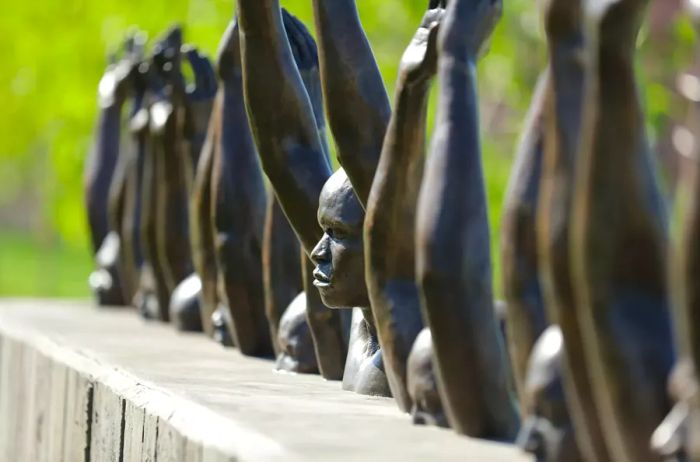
[501,70,549,398]
[407,328,447,428]
[138,26,185,320]
[275,291,320,374]
[210,17,272,355]
[516,326,584,462]
[235,0,388,393]
[536,0,612,459]
[414,0,520,439]
[570,0,675,459]
[86,38,143,306]
[363,0,444,420]
[190,93,221,336]
[263,195,303,353]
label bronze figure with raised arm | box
[537,0,612,459]
[364,0,446,423]
[415,0,520,439]
[236,1,388,395]
[570,0,675,460]
[310,0,391,205]
[500,70,549,399]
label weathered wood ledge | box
[0,299,531,462]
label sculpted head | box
[407,328,448,428]
[275,293,319,374]
[311,169,369,309]
[517,326,582,462]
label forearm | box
[548,34,585,165]
[417,59,519,438]
[312,0,390,205]
[367,81,430,280]
[88,104,123,191]
[237,0,330,253]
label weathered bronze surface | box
[236,1,388,394]
[570,0,675,460]
[517,326,583,462]
[274,291,320,374]
[407,328,447,428]
[263,194,303,354]
[190,94,220,336]
[537,0,612,459]
[501,71,549,399]
[138,26,184,320]
[364,0,443,417]
[415,0,520,440]
[210,18,271,356]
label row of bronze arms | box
[82,0,700,460]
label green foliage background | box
[0,0,694,297]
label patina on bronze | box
[501,70,549,400]
[138,26,184,320]
[407,328,447,428]
[263,194,303,354]
[415,0,519,440]
[537,0,612,459]
[88,34,152,307]
[570,0,675,460]
[210,17,271,356]
[190,93,221,336]
[236,0,388,394]
[118,32,150,307]
[364,0,445,421]
[516,326,584,462]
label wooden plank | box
[25,352,53,461]
[141,413,159,462]
[62,369,93,462]
[157,418,186,461]
[46,361,69,462]
[123,401,146,461]
[90,382,125,461]
[0,300,533,462]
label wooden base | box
[0,299,530,462]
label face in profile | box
[310,169,369,309]
[407,328,448,428]
[517,326,582,462]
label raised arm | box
[363,2,444,412]
[415,0,520,439]
[570,0,674,460]
[311,0,391,206]
[536,0,612,460]
[84,49,135,254]
[236,1,331,254]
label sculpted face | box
[517,327,582,462]
[407,328,448,428]
[311,169,369,309]
[275,293,319,374]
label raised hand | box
[439,0,502,61]
[399,0,446,86]
[183,46,217,102]
[98,32,145,107]
[152,25,184,95]
[281,10,326,138]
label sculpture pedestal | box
[0,299,530,461]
